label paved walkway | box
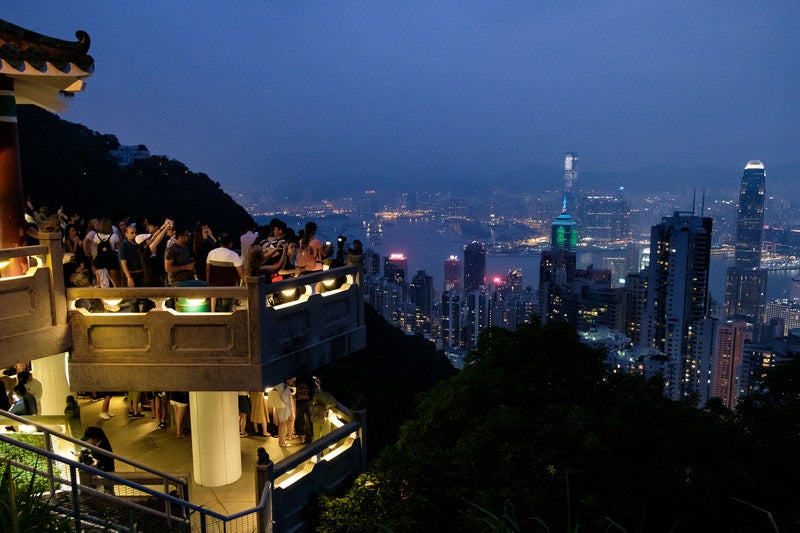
[77,394,303,515]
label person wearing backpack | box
[93,217,121,287]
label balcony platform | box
[1,234,366,390]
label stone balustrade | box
[0,234,366,390]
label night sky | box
[5,2,800,195]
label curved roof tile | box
[0,18,94,112]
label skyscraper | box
[464,289,490,349]
[734,161,766,268]
[409,270,434,333]
[579,193,630,243]
[725,161,767,325]
[444,255,462,292]
[384,253,408,284]
[550,212,578,252]
[463,242,485,293]
[539,204,579,324]
[563,152,578,214]
[712,320,752,409]
[642,212,714,403]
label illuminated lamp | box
[320,276,347,292]
[270,286,301,306]
[176,298,210,312]
[101,298,123,312]
[175,279,210,312]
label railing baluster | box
[70,463,82,533]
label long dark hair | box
[300,221,317,247]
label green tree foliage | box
[17,105,254,232]
[319,321,796,532]
[0,461,72,532]
[734,354,800,528]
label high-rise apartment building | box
[725,161,767,326]
[441,291,462,349]
[623,271,648,346]
[764,300,800,336]
[444,255,462,292]
[464,290,490,349]
[363,249,381,276]
[463,242,485,293]
[384,253,408,284]
[409,270,434,334]
[642,212,714,402]
[712,321,752,409]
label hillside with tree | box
[16,105,254,232]
[317,321,800,532]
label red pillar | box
[0,75,27,276]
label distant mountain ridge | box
[17,105,254,233]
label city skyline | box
[4,3,800,197]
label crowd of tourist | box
[24,205,355,290]
[6,202,351,446]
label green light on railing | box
[176,298,210,313]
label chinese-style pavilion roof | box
[0,18,94,113]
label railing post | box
[40,232,66,325]
[255,447,274,533]
[246,275,266,367]
[70,463,82,533]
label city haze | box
[5,2,800,197]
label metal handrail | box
[1,409,271,531]
[0,409,187,491]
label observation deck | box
[0,232,366,389]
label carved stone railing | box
[0,231,366,390]
[0,233,69,367]
[66,266,366,391]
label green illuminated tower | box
[550,201,577,252]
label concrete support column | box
[0,76,26,276]
[189,391,241,487]
[32,352,72,415]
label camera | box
[78,448,95,466]
[337,236,346,245]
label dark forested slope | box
[16,105,253,232]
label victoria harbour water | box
[354,218,798,304]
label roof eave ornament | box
[0,18,94,112]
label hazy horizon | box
[6,3,799,196]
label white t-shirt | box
[207,246,243,267]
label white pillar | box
[32,352,72,415]
[189,391,241,487]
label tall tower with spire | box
[724,161,767,326]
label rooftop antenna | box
[700,189,706,216]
